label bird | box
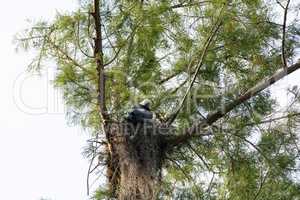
[126,99,153,125]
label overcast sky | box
[0,1,92,200]
[0,1,299,200]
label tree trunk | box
[107,122,165,200]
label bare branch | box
[281,0,291,68]
[104,47,122,67]
[87,151,97,195]
[276,0,285,9]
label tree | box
[16,0,300,199]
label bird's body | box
[126,100,153,124]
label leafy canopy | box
[16,0,300,199]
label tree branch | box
[170,61,300,146]
[281,0,291,68]
[170,1,211,9]
[245,112,300,127]
[48,39,93,75]
[93,0,108,120]
[76,20,94,58]
[276,0,285,9]
[166,10,223,126]
[103,47,122,67]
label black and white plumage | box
[126,100,153,124]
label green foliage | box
[93,187,112,200]
[16,0,300,199]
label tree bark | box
[107,122,165,200]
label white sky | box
[0,1,92,200]
[0,1,299,200]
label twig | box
[170,1,211,9]
[87,153,97,195]
[187,142,214,172]
[104,47,122,67]
[253,169,269,200]
[231,133,272,164]
[276,0,285,9]
[76,20,93,58]
[206,172,215,198]
[47,39,93,75]
[245,112,300,126]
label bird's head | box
[139,99,151,110]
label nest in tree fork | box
[106,121,169,200]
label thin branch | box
[245,112,300,126]
[87,153,97,195]
[76,20,93,58]
[276,0,285,9]
[169,78,189,95]
[47,39,93,75]
[18,35,45,41]
[281,0,291,68]
[166,10,223,126]
[206,172,215,198]
[170,1,211,9]
[231,133,272,164]
[168,157,192,180]
[110,164,120,189]
[103,47,122,67]
[253,169,269,200]
[159,71,182,84]
[167,156,203,195]
[102,19,118,54]
[187,142,213,172]
[101,18,123,68]
[67,75,92,92]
